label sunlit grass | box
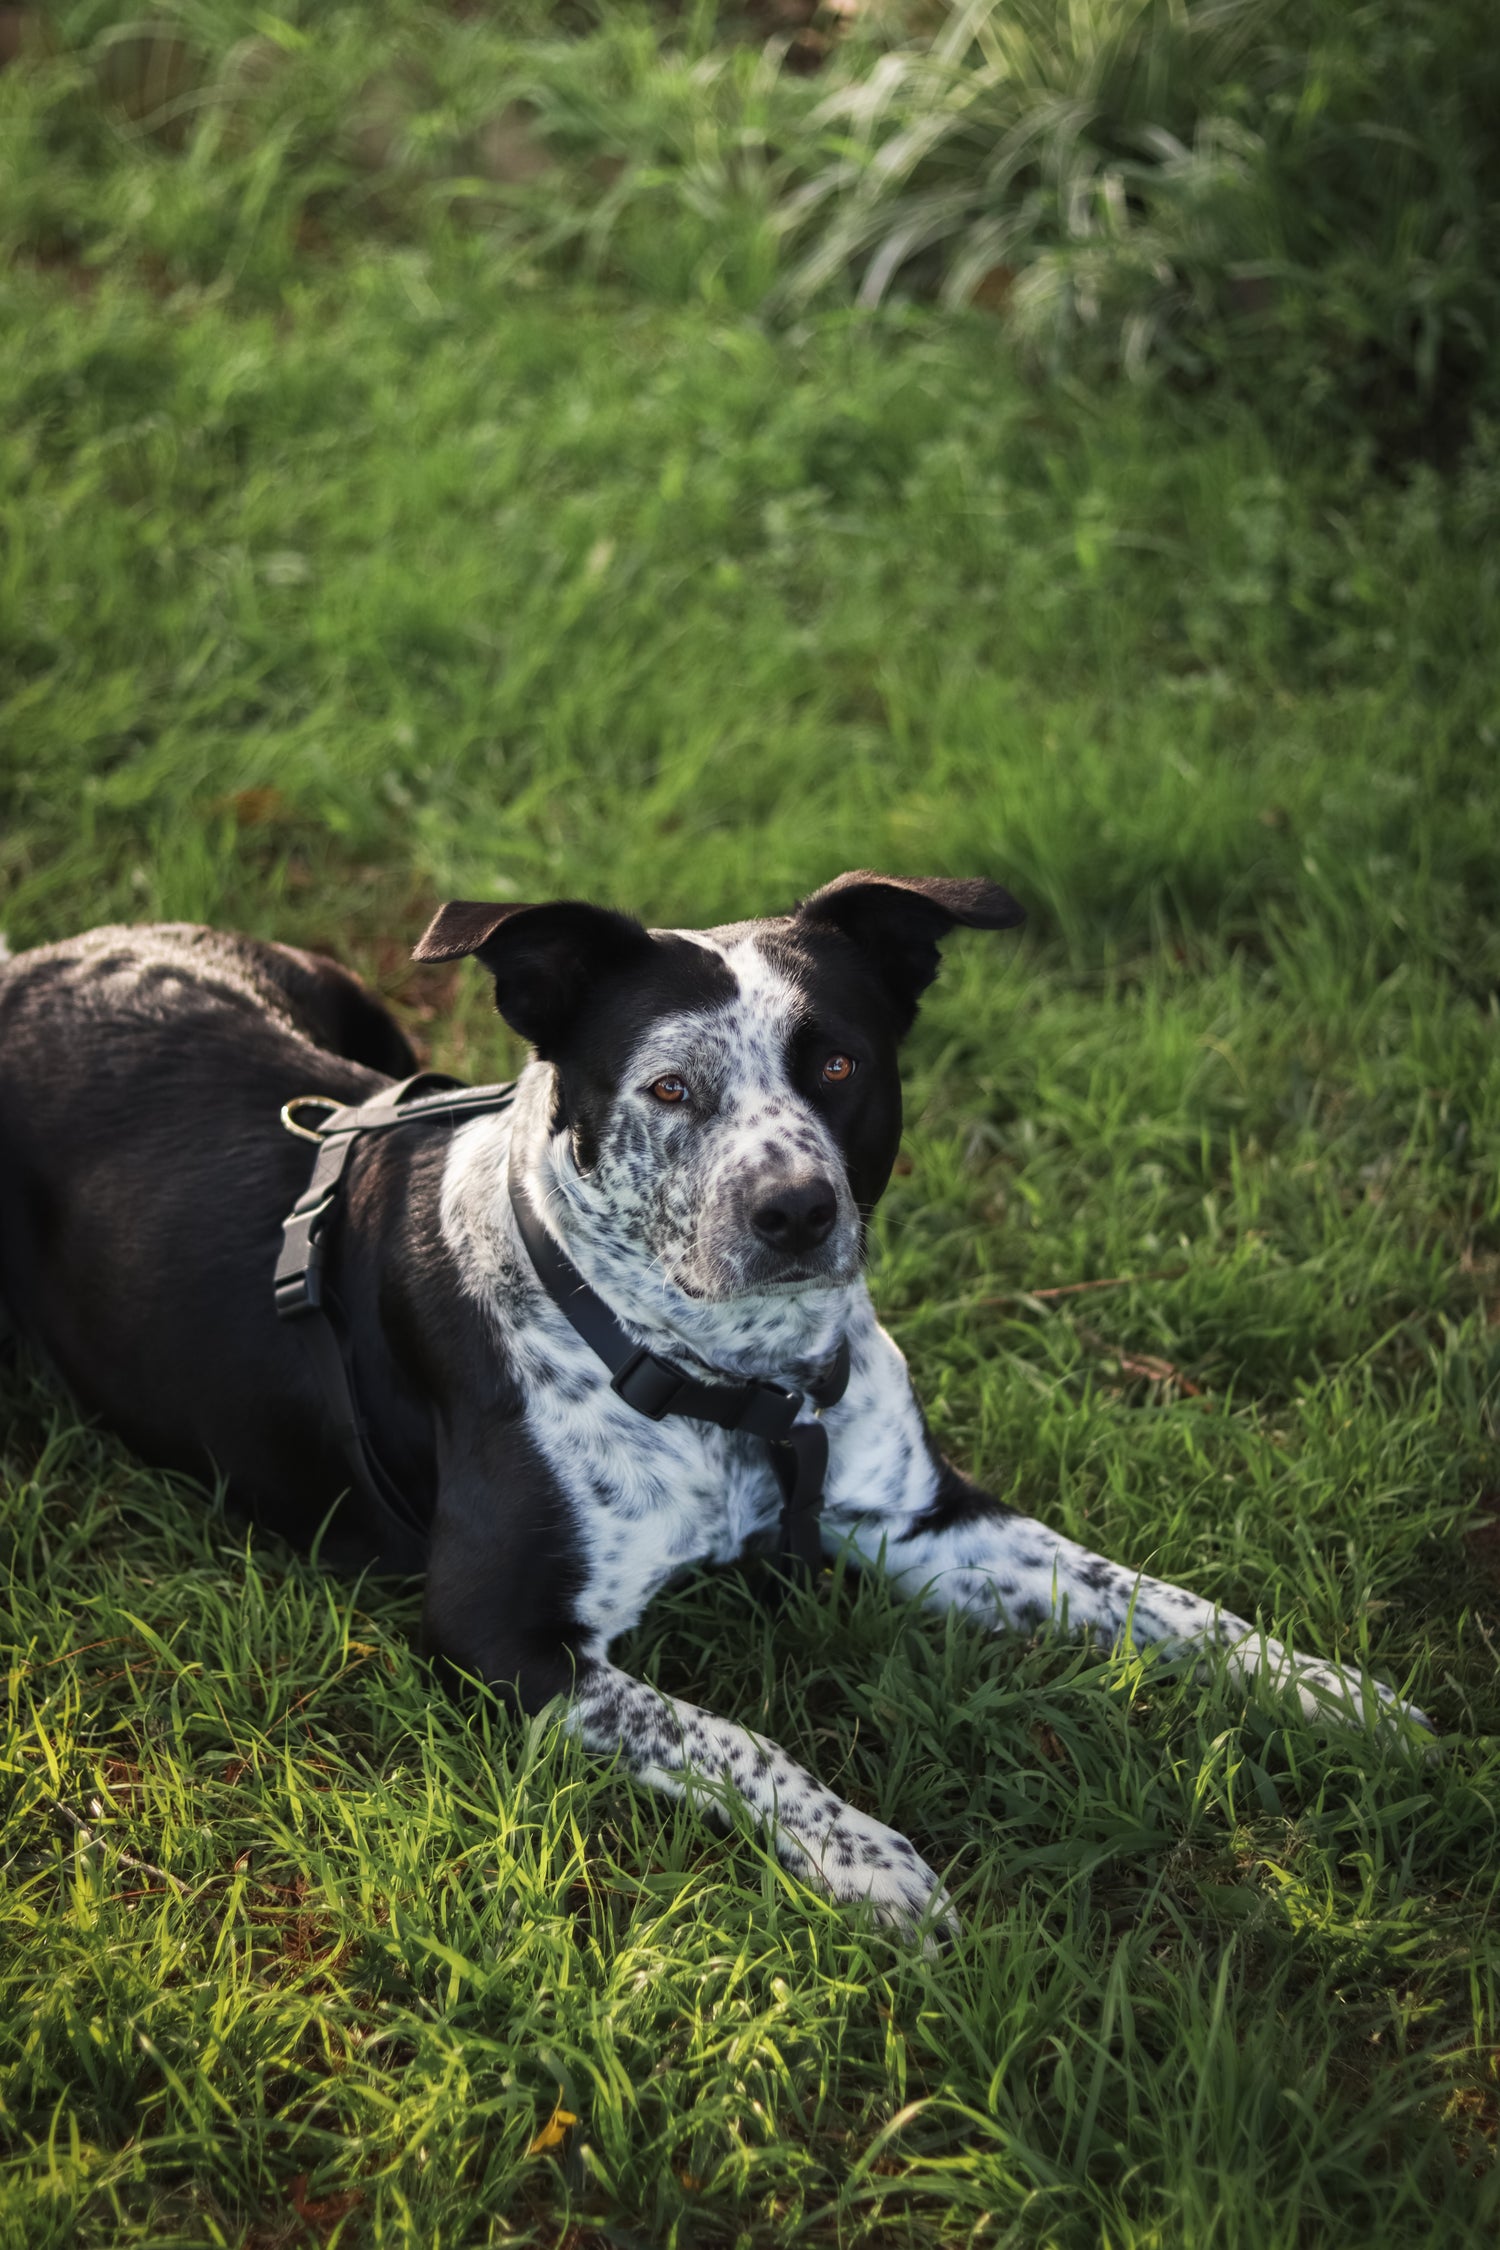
[2,12,1499,2245]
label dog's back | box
[0,925,418,1532]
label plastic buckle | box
[274,1198,332,1318]
[275,1271,318,1317]
[610,1350,684,1420]
[736,1383,802,1442]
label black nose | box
[750,1177,838,1257]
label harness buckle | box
[274,1195,334,1318]
[274,1272,318,1317]
[610,1349,684,1420]
[735,1383,802,1442]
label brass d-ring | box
[280,1095,342,1143]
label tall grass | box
[779,0,1500,443]
[7,1,1497,446]
[780,0,1270,341]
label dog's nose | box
[750,1178,838,1256]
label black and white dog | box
[0,876,1428,1939]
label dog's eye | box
[650,1076,690,1105]
[821,1054,856,1085]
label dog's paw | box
[1295,1666,1436,1750]
[1229,1639,1435,1750]
[781,1806,958,1950]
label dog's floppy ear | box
[413,898,652,1052]
[794,871,1025,1035]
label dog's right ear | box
[413,899,652,1053]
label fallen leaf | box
[970,263,1017,312]
[287,2172,365,2241]
[1114,1348,1205,1397]
[528,2096,578,2154]
[222,786,288,827]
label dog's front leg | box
[422,1442,955,1942]
[563,1660,955,1941]
[821,1315,1431,1736]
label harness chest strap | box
[274,1075,849,1578]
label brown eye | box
[821,1054,856,1084]
[650,1076,690,1104]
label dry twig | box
[983,1265,1188,1307]
[1075,1323,1209,1401]
[43,1793,188,1896]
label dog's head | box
[415,872,1023,1312]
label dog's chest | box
[515,1321,786,1644]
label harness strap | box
[508,1174,849,1578]
[274,1072,849,1583]
[274,1073,518,1571]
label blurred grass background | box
[2,4,1499,2246]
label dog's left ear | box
[412,897,653,1053]
[794,871,1025,1036]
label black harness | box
[273,1073,850,1579]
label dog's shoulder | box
[0,922,416,1078]
[2,922,294,1025]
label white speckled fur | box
[438,924,1430,1940]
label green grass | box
[10,1,1499,450]
[3,8,1500,2246]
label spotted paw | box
[1293,1667,1435,1745]
[1229,1639,1435,1747]
[781,1804,958,1948]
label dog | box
[0,875,1429,1941]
